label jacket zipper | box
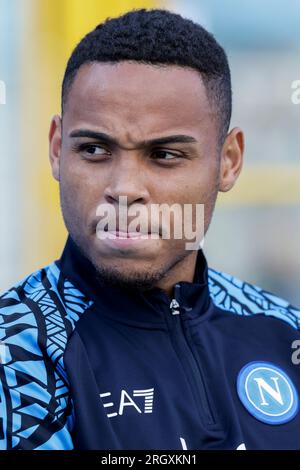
[167,284,216,426]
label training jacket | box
[1,236,300,450]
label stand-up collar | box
[56,236,212,326]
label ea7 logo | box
[0,81,6,105]
[100,388,155,418]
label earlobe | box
[219,127,244,193]
[49,115,62,182]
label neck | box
[155,251,199,298]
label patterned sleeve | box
[0,268,74,449]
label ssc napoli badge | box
[237,362,299,425]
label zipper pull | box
[170,284,192,316]
[170,283,181,315]
[170,298,180,315]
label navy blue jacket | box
[1,236,300,450]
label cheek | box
[158,159,219,205]
[164,170,219,238]
[161,179,217,206]
[60,159,105,213]
[59,172,90,234]
[187,164,220,204]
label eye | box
[72,143,111,160]
[82,144,108,156]
[151,150,181,161]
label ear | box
[49,115,62,182]
[219,127,244,192]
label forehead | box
[64,61,215,138]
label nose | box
[103,152,150,206]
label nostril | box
[105,194,118,204]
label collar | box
[56,236,212,326]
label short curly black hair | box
[62,8,232,144]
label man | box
[0,8,300,450]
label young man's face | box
[49,61,243,291]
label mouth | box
[99,223,161,239]
[106,230,153,239]
[95,225,161,250]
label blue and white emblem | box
[237,362,299,425]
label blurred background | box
[0,0,300,304]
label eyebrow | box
[68,129,198,148]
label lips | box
[101,222,161,237]
[107,230,151,239]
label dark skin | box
[49,61,244,296]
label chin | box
[94,264,165,291]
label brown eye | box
[152,150,179,160]
[84,145,107,155]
